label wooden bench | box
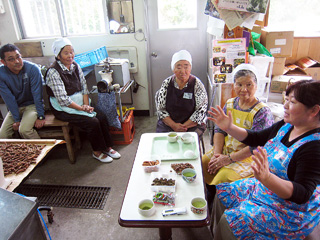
[37,112,81,164]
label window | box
[157,0,197,30]
[107,0,135,34]
[268,0,320,36]
[14,0,106,39]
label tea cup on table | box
[138,199,156,217]
[182,168,197,183]
[167,132,178,143]
[190,197,207,214]
[181,133,193,144]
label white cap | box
[232,63,260,85]
[52,38,73,57]
[171,50,192,71]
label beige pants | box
[211,195,237,240]
[0,104,40,139]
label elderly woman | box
[202,64,274,207]
[209,80,320,239]
[156,50,208,136]
[45,38,120,163]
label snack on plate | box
[142,159,160,173]
[171,163,194,175]
[151,177,175,186]
[142,160,160,166]
[153,192,175,206]
[150,172,176,193]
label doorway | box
[144,0,209,115]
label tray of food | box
[151,136,198,161]
[142,155,161,173]
[150,172,176,193]
[1,139,64,191]
[171,163,194,175]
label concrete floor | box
[25,115,214,240]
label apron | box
[218,123,320,239]
[165,76,195,124]
[223,98,266,178]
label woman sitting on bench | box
[45,38,120,163]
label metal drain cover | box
[15,184,111,210]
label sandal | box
[105,149,121,159]
[92,153,113,163]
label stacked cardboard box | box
[270,75,312,93]
[261,29,294,58]
[296,57,320,80]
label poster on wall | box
[212,38,247,83]
[210,0,254,30]
[217,0,270,14]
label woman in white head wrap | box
[202,63,274,212]
[155,50,208,137]
[45,38,120,163]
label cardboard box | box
[252,25,262,42]
[272,57,286,76]
[304,63,320,80]
[271,75,312,93]
[261,29,294,57]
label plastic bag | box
[153,192,175,206]
[95,92,121,129]
[248,31,273,57]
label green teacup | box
[182,168,196,183]
[167,132,178,143]
[138,199,155,217]
[139,202,153,210]
[191,197,207,214]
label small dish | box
[183,150,197,159]
[150,172,176,193]
[142,155,161,173]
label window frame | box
[12,0,108,39]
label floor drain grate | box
[15,184,111,210]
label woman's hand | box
[81,105,94,113]
[208,106,232,132]
[251,146,271,183]
[172,122,187,132]
[207,154,232,175]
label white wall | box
[0,0,150,111]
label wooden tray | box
[1,139,64,191]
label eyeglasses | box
[5,55,22,63]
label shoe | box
[92,153,113,163]
[105,149,121,159]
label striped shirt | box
[45,61,89,107]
